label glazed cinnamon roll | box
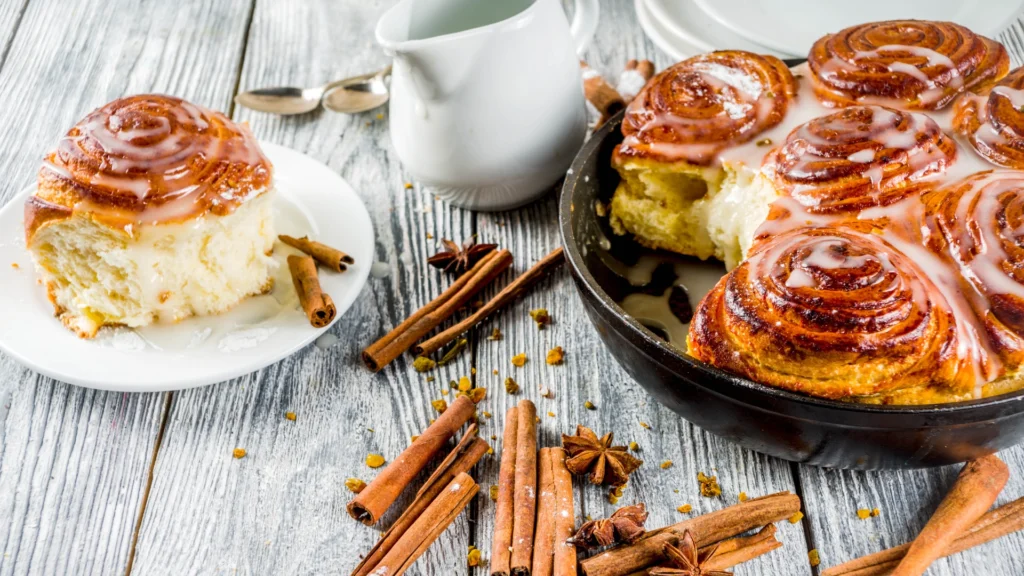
[924,171,1024,369]
[609,51,796,269]
[808,20,1009,110]
[31,94,271,233]
[688,226,981,402]
[616,50,797,165]
[26,94,276,337]
[954,68,1024,169]
[765,105,956,213]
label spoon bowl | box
[323,70,391,114]
[234,66,392,115]
[234,86,326,115]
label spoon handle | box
[324,65,392,91]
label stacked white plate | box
[636,0,1024,62]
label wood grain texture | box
[0,0,27,73]
[0,0,257,574]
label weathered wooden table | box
[2,1,1024,574]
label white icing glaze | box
[818,45,963,107]
[39,95,270,227]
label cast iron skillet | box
[558,108,1024,470]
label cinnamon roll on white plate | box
[0,94,374,391]
[26,94,276,337]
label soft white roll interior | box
[29,188,277,337]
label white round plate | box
[0,141,374,392]
[693,0,1024,57]
[645,0,799,58]
[635,0,699,61]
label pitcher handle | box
[569,0,599,55]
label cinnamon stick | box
[511,400,539,576]
[279,234,354,272]
[822,495,1024,576]
[580,492,801,576]
[617,59,655,102]
[347,394,476,525]
[287,254,336,328]
[414,247,565,357]
[532,448,557,576]
[352,424,489,576]
[550,448,577,576]
[366,472,479,576]
[581,61,625,126]
[890,454,1008,576]
[363,249,513,371]
[637,526,782,575]
[492,406,520,576]
[702,524,782,571]
[586,532,679,576]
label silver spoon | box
[234,65,391,115]
[323,65,392,114]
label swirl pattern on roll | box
[954,68,1024,169]
[808,20,1009,110]
[688,226,978,400]
[615,50,797,165]
[765,105,957,213]
[38,94,271,222]
[924,171,1024,366]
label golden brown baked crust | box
[954,68,1024,169]
[808,20,1009,110]
[614,50,797,166]
[687,226,977,402]
[764,105,956,213]
[26,94,272,242]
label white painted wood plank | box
[0,0,28,71]
[0,0,256,574]
[129,1,478,574]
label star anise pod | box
[567,503,648,550]
[649,530,732,576]
[561,425,643,486]
[427,238,497,274]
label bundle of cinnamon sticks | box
[348,394,488,576]
[363,247,565,372]
[490,400,578,576]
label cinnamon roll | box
[609,51,796,269]
[615,51,797,165]
[25,94,276,337]
[924,171,1024,370]
[765,105,956,213]
[808,20,1009,110]
[688,227,980,402]
[954,67,1024,169]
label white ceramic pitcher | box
[376,0,598,211]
